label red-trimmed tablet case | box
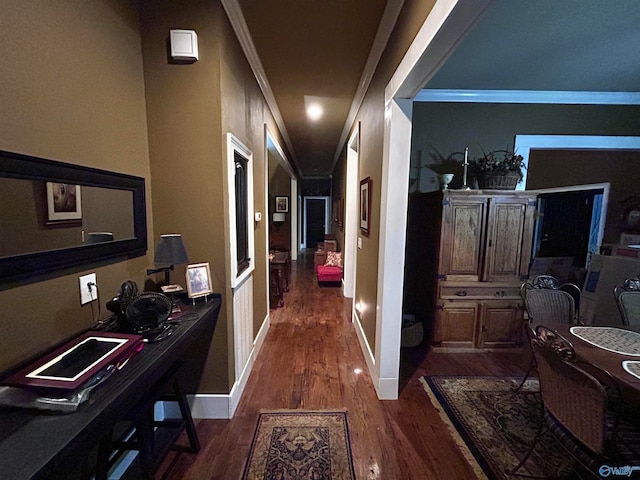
[1,331,144,390]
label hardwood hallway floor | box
[158,250,528,479]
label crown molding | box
[414,89,640,105]
[221,0,298,177]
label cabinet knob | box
[494,290,506,297]
[455,290,467,297]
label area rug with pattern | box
[242,410,356,480]
[421,376,580,479]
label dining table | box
[552,324,640,419]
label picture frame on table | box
[186,262,213,299]
[46,182,82,222]
[275,196,289,213]
[360,177,372,236]
[1,331,143,390]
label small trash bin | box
[401,314,423,348]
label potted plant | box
[469,148,525,190]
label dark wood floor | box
[157,250,528,479]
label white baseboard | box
[352,307,399,400]
[353,307,377,374]
[164,313,271,419]
[376,377,399,400]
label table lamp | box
[147,234,189,287]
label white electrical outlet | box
[79,273,97,305]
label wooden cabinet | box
[414,190,536,350]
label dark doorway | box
[533,188,605,268]
[306,198,326,249]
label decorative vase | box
[476,171,520,190]
[439,173,454,190]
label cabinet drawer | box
[440,284,521,299]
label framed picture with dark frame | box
[46,182,82,222]
[360,177,372,236]
[275,196,289,213]
[186,262,213,299]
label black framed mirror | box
[0,150,147,285]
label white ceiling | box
[425,0,640,93]
[237,0,640,178]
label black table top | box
[0,296,221,480]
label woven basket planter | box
[476,172,520,190]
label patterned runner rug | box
[421,376,580,479]
[242,410,356,480]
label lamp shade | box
[273,213,285,222]
[153,234,189,265]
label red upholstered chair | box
[317,251,342,284]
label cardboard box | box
[620,233,640,246]
[581,254,640,326]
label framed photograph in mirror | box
[47,182,82,222]
[186,262,213,299]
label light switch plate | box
[79,273,97,305]
[358,237,362,249]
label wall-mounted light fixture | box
[273,213,285,223]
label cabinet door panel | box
[478,301,523,348]
[484,197,535,282]
[434,302,477,348]
[441,198,485,279]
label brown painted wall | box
[0,1,152,372]
[141,0,231,392]
[411,103,640,169]
[0,0,278,396]
[219,7,278,374]
[140,0,277,391]
[269,163,292,250]
[339,0,437,351]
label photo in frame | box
[185,262,213,299]
[360,177,372,236]
[275,196,289,213]
[46,182,82,222]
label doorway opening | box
[302,197,329,249]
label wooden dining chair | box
[514,275,580,392]
[508,325,640,478]
[614,277,640,326]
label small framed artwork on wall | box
[275,196,289,213]
[360,177,371,236]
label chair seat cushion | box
[317,264,342,282]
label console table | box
[0,296,221,480]
[269,251,290,307]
